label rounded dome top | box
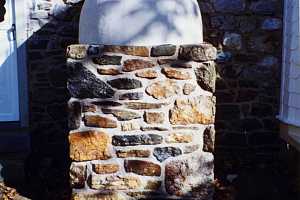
[79,0,203,46]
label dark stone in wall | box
[153,147,182,162]
[108,78,143,90]
[67,63,115,98]
[112,134,163,146]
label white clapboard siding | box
[0,0,20,121]
[280,0,300,148]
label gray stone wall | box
[66,44,217,200]
[199,0,284,173]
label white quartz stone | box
[79,0,203,45]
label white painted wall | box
[79,0,203,45]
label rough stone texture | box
[183,83,196,95]
[93,55,122,65]
[166,133,193,143]
[121,121,140,131]
[179,44,217,62]
[90,175,141,190]
[170,96,216,125]
[125,102,168,110]
[144,112,165,124]
[69,130,111,161]
[119,92,143,100]
[136,69,158,79]
[162,67,191,80]
[123,59,155,72]
[124,160,161,176]
[68,63,115,98]
[84,115,118,128]
[72,192,125,200]
[70,163,86,188]
[107,78,142,90]
[68,100,82,130]
[203,126,215,153]
[103,46,149,57]
[102,108,141,121]
[145,181,162,190]
[165,151,214,198]
[151,45,177,57]
[97,68,122,76]
[195,62,216,93]
[93,164,120,174]
[112,134,163,146]
[153,147,182,162]
[146,80,180,99]
[141,126,169,131]
[116,150,151,158]
[67,45,89,60]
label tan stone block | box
[67,45,89,59]
[69,130,111,161]
[116,149,151,158]
[146,80,180,100]
[72,192,125,200]
[162,67,191,80]
[166,133,193,143]
[93,164,120,174]
[103,45,149,57]
[90,175,141,190]
[136,69,158,79]
[97,68,122,75]
[121,121,140,131]
[170,96,216,125]
[144,112,165,124]
[84,115,118,128]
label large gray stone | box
[67,63,115,98]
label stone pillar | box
[66,43,217,200]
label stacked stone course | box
[67,43,217,200]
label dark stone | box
[87,45,100,56]
[101,108,141,121]
[195,62,216,93]
[112,134,163,146]
[213,0,246,12]
[93,55,122,65]
[93,101,122,107]
[0,1,6,23]
[153,147,182,162]
[119,92,143,100]
[203,126,215,153]
[124,160,161,176]
[250,0,277,14]
[141,127,169,131]
[67,62,115,98]
[179,44,217,62]
[108,78,142,90]
[68,100,81,130]
[151,45,177,57]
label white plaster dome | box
[79,0,203,45]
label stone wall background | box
[25,0,295,200]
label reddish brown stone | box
[69,130,111,161]
[135,69,158,79]
[116,149,151,158]
[123,59,155,72]
[82,102,97,112]
[103,46,149,57]
[97,68,122,75]
[84,115,118,128]
[162,67,191,80]
[93,164,120,174]
[124,160,161,176]
[145,180,162,190]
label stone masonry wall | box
[26,0,286,199]
[199,0,284,173]
[66,44,217,200]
